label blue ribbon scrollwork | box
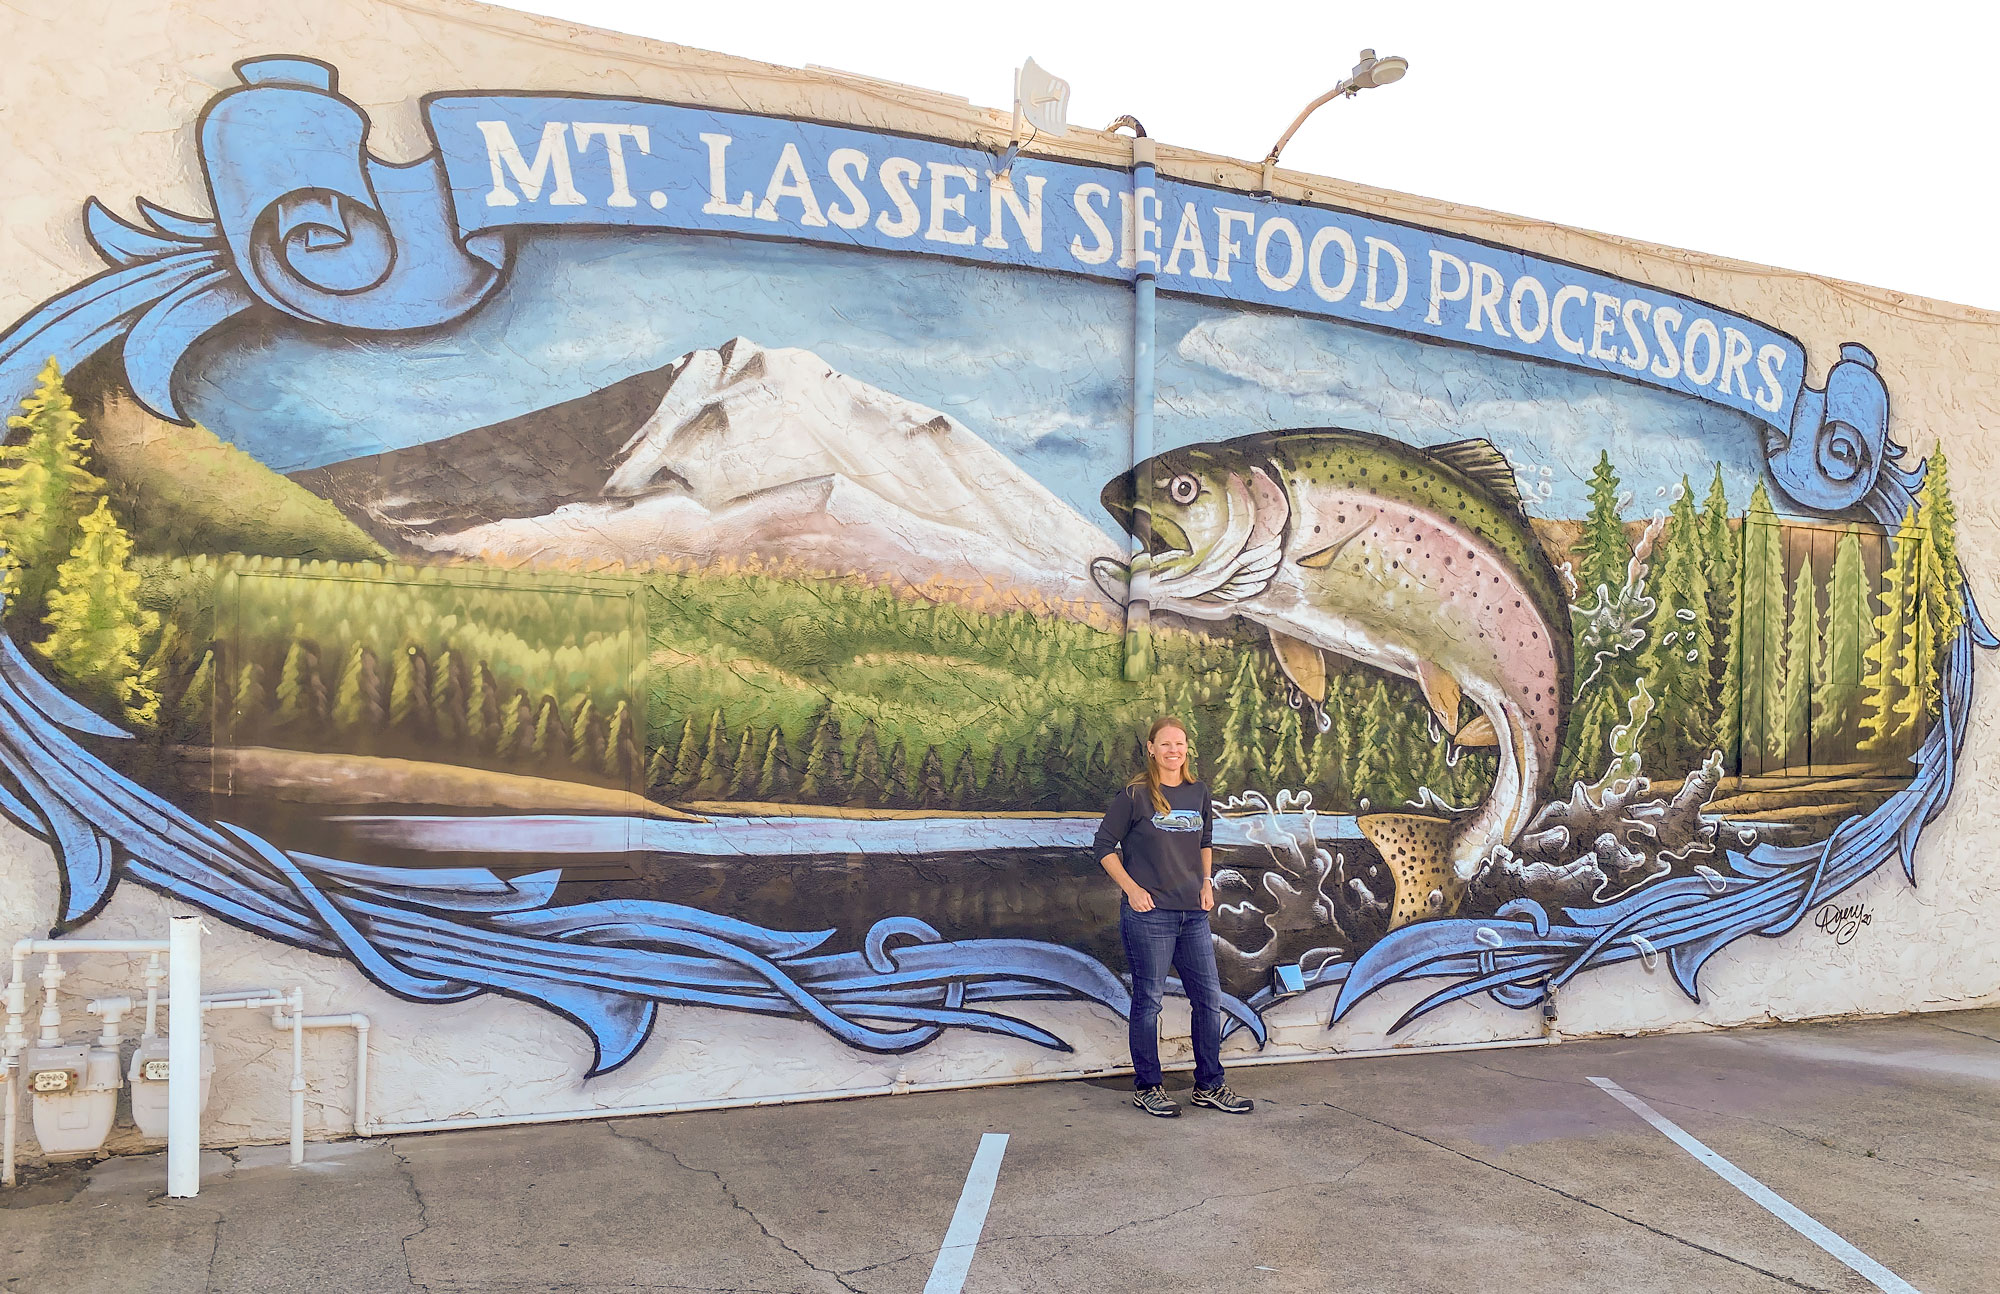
[0,56,507,422]
[1770,343,1891,513]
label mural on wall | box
[0,55,1988,1077]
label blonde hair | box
[1127,716,1192,816]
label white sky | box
[497,0,1997,312]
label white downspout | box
[165,916,202,1198]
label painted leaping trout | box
[1093,430,1572,927]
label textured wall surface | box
[3,0,1998,1159]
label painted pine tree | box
[694,708,730,798]
[1270,704,1308,792]
[465,663,489,750]
[915,746,946,808]
[141,620,186,715]
[1351,679,1398,811]
[668,715,700,795]
[1860,506,1923,759]
[1775,559,1820,770]
[0,360,105,619]
[530,696,559,764]
[1213,653,1268,793]
[430,649,459,745]
[756,726,790,800]
[851,720,885,807]
[1577,450,1631,602]
[331,642,367,734]
[1717,482,1786,773]
[273,631,308,729]
[1915,449,1963,715]
[947,746,979,808]
[984,744,1008,809]
[1320,676,1355,808]
[177,650,215,740]
[34,498,160,727]
[1561,683,1623,788]
[499,691,529,761]
[727,724,757,799]
[798,710,847,803]
[1638,478,1715,775]
[883,738,909,808]
[1699,467,1738,707]
[567,696,596,769]
[388,644,418,734]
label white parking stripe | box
[923,1132,1010,1294]
[1589,1077,1920,1294]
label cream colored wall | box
[4,0,1998,1156]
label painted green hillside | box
[69,358,386,564]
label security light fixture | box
[996,57,1071,178]
[1261,48,1411,181]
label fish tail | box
[1355,813,1465,930]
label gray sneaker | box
[1132,1085,1181,1117]
[1191,1084,1253,1113]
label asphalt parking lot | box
[4,1008,1995,1293]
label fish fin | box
[1414,659,1463,732]
[1428,438,1524,510]
[1453,713,1499,747]
[1268,630,1328,704]
[1296,545,1341,569]
[1245,467,1290,552]
[1090,557,1132,603]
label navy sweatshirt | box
[1092,780,1214,911]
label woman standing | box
[1094,717,1253,1117]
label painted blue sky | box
[181,231,1770,535]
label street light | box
[1260,48,1410,189]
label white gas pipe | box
[272,1007,371,1141]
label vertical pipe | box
[288,990,305,1165]
[1,1065,15,1187]
[166,915,202,1198]
[351,1018,370,1136]
[142,952,162,1037]
[1124,134,1160,680]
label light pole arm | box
[1262,78,1358,166]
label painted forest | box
[0,360,1965,827]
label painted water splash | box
[1210,789,1376,976]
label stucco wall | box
[3,0,1998,1161]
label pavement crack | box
[1319,1101,1829,1292]
[1922,1021,2000,1047]
[387,1136,435,1293]
[608,1121,861,1293]
[1466,1060,1596,1089]
[200,1207,223,1294]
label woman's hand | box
[1200,878,1215,912]
[1126,886,1156,913]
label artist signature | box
[1814,902,1873,946]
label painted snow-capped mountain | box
[296,338,1123,603]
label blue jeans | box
[1120,905,1226,1090]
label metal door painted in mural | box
[0,56,1985,1076]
